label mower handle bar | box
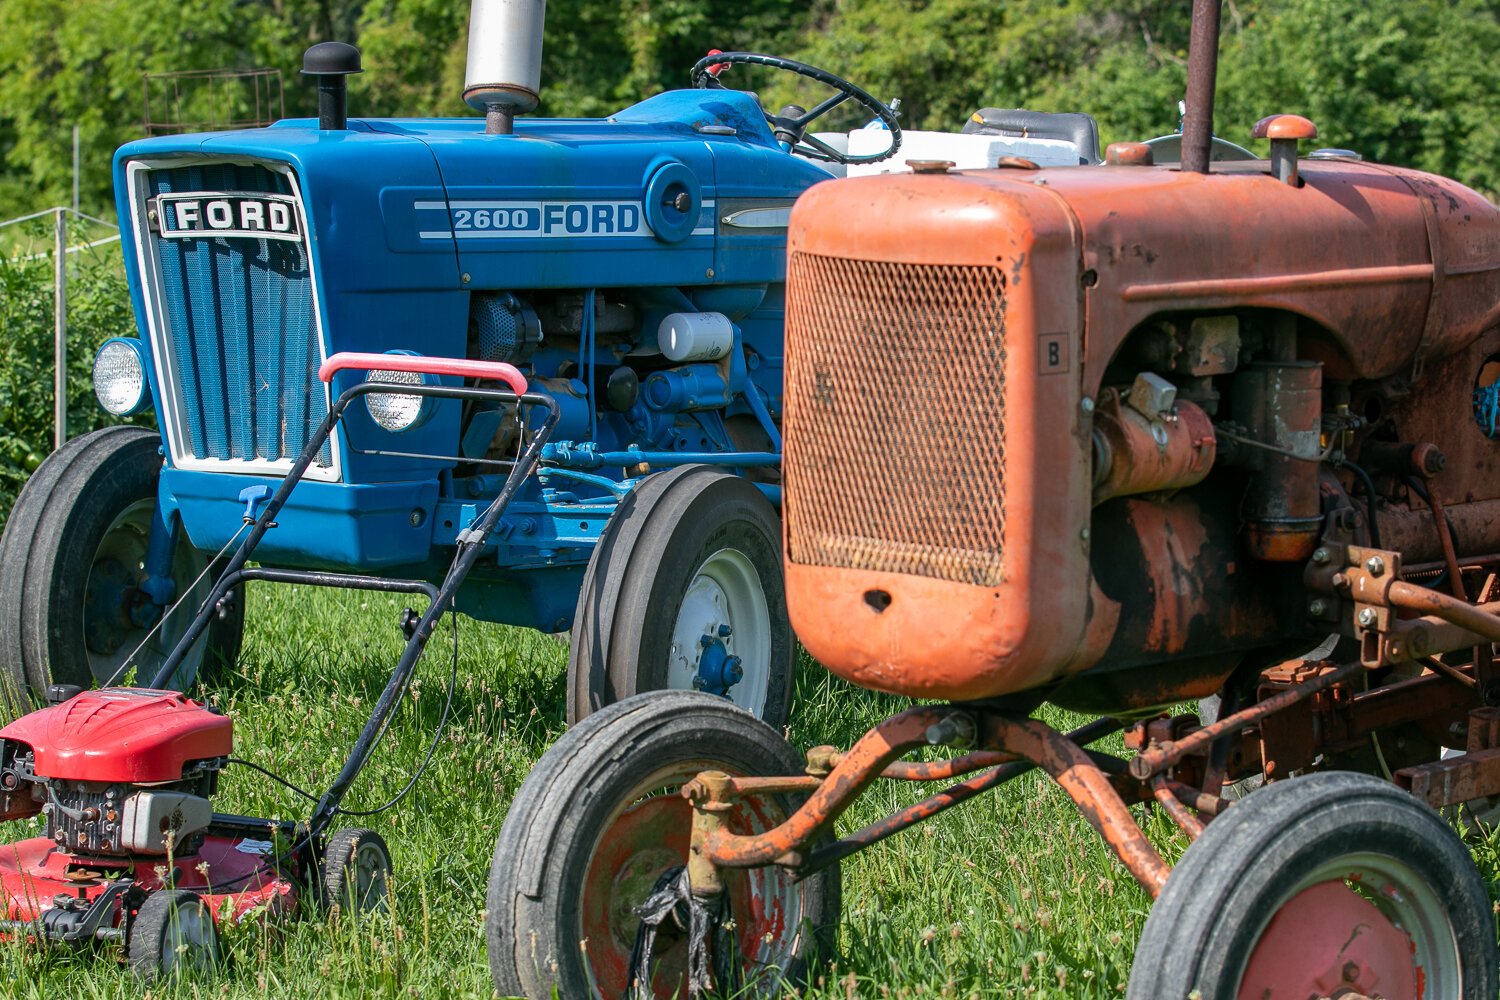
[318,351,528,397]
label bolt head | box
[1312,547,1330,565]
[1080,396,1095,415]
[1357,607,1377,627]
[1308,599,1327,617]
[1365,555,1386,576]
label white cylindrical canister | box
[464,0,547,114]
[658,312,735,363]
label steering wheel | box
[690,51,901,165]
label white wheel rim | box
[84,499,210,687]
[350,842,391,912]
[160,900,216,974]
[666,547,771,715]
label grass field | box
[4,581,1499,999]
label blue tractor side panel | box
[110,89,834,630]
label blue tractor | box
[0,7,903,729]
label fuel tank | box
[782,157,1500,702]
[0,690,232,783]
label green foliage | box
[0,225,145,532]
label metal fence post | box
[54,207,67,450]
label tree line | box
[4,0,1500,219]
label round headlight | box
[92,338,149,416]
[365,354,436,432]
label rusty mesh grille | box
[784,253,1007,586]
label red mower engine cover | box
[0,689,232,783]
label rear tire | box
[0,426,242,703]
[321,828,393,916]
[566,466,794,728]
[1127,771,1496,999]
[487,691,839,999]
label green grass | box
[6,582,1499,998]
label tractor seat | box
[963,108,1101,165]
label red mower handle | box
[318,352,528,396]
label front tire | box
[1127,771,1496,999]
[487,691,840,999]
[0,426,243,701]
[566,466,795,727]
[128,889,221,981]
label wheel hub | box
[1241,880,1419,998]
[667,548,772,714]
[693,626,743,696]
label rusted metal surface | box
[725,775,824,795]
[1056,485,1295,715]
[783,138,1500,706]
[1104,142,1154,167]
[795,718,1122,877]
[985,715,1170,896]
[1150,775,1205,839]
[1129,660,1362,779]
[1090,389,1216,504]
[1180,0,1222,175]
[1251,114,1320,141]
[1421,655,1477,689]
[1164,779,1229,817]
[1395,747,1500,808]
[1469,706,1500,751]
[695,706,955,869]
[695,709,1168,895]
[784,174,1091,702]
[1385,606,1500,664]
[1259,665,1477,777]
[1386,580,1500,642]
[1423,485,1469,599]
[1231,361,1325,561]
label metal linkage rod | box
[795,717,1121,879]
[1129,660,1363,780]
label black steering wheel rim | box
[690,51,901,165]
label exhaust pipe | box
[463,0,547,135]
[1181,0,1223,174]
[303,42,363,131]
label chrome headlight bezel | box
[92,338,151,416]
[364,351,438,433]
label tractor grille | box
[141,163,332,473]
[784,253,1008,586]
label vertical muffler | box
[464,0,547,135]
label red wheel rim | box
[1239,879,1422,998]
[580,770,805,999]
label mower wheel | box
[487,691,840,999]
[322,828,393,916]
[128,889,221,981]
[567,465,794,728]
[1127,771,1496,1000]
[0,426,242,700]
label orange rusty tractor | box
[486,2,1500,996]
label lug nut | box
[717,624,732,638]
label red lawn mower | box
[0,354,550,979]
